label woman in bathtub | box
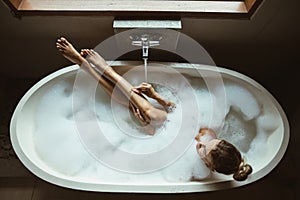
[56,37,252,181]
[56,37,175,135]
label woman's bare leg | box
[56,37,128,106]
[56,37,155,127]
[57,38,171,134]
[80,49,136,99]
[83,50,173,132]
[81,49,176,112]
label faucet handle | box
[130,33,162,58]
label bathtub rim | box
[10,62,290,193]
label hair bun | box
[233,163,253,181]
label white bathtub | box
[10,62,289,193]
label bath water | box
[33,70,280,183]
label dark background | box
[0,0,299,199]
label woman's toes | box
[56,42,65,50]
[57,39,66,47]
[80,49,88,57]
[85,49,92,55]
[90,49,96,55]
[60,37,66,42]
[80,51,86,57]
[60,37,69,46]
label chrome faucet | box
[130,34,162,58]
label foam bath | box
[10,62,289,193]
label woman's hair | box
[210,140,252,181]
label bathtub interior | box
[10,63,289,192]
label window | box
[4,0,262,19]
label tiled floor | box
[0,78,299,200]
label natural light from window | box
[3,0,262,19]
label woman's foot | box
[80,49,109,70]
[56,37,84,65]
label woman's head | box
[197,138,252,181]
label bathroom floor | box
[0,78,299,200]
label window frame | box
[3,0,263,19]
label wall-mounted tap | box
[129,33,162,82]
[113,19,181,59]
[130,33,162,58]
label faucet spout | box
[142,45,149,58]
